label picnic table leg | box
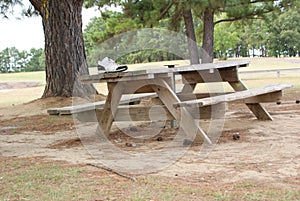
[181,83,196,94]
[99,82,124,136]
[229,81,273,120]
[149,79,212,144]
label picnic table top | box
[80,60,249,83]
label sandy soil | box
[0,83,299,193]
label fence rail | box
[240,68,300,78]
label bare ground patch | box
[0,86,299,200]
[0,81,41,90]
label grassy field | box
[0,71,45,82]
[1,157,299,201]
[240,57,300,71]
[0,87,44,107]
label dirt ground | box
[0,82,300,200]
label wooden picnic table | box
[79,60,292,144]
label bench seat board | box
[174,84,293,108]
[47,93,157,115]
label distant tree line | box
[1,1,299,73]
[214,5,300,59]
[0,47,45,73]
[84,0,300,65]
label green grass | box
[1,157,299,201]
[0,71,45,82]
[0,159,92,201]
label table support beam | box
[99,82,124,136]
[149,79,212,144]
[229,81,273,120]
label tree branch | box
[224,0,274,8]
[29,0,43,13]
[158,2,174,20]
[215,9,274,25]
[87,163,137,182]
[0,0,23,18]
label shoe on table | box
[98,57,128,73]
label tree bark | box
[202,8,214,63]
[183,9,200,65]
[29,0,96,98]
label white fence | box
[240,68,300,78]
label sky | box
[0,6,99,51]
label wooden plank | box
[121,77,174,94]
[230,81,273,121]
[239,91,283,103]
[173,60,249,73]
[181,71,206,84]
[177,91,283,103]
[145,60,249,74]
[56,101,106,115]
[99,83,123,136]
[178,92,229,101]
[47,108,60,115]
[79,70,173,84]
[100,105,215,121]
[79,72,155,83]
[181,66,240,85]
[219,66,240,82]
[76,104,224,123]
[174,84,292,108]
[122,80,156,94]
[113,105,173,121]
[181,83,196,94]
[135,60,248,77]
[79,60,249,84]
[47,93,157,115]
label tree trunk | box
[236,44,240,57]
[202,8,214,63]
[29,0,96,98]
[183,9,200,65]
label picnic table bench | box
[78,60,292,144]
[47,93,157,115]
[174,84,292,108]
